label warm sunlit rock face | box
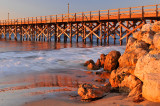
[78,83,111,100]
[118,38,149,68]
[133,22,160,102]
[134,53,160,102]
[82,21,160,102]
[110,22,160,102]
[104,51,121,72]
[142,74,160,102]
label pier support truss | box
[0,19,159,45]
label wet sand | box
[23,92,160,106]
[0,68,101,106]
[1,68,160,106]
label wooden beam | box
[119,22,144,41]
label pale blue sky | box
[0,0,159,19]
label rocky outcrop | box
[104,51,121,72]
[153,33,160,49]
[82,21,160,103]
[119,38,149,68]
[78,83,111,100]
[134,52,160,102]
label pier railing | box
[0,4,160,25]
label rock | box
[126,37,137,50]
[128,84,142,98]
[116,66,135,75]
[99,71,110,79]
[87,63,99,70]
[134,53,160,102]
[119,39,149,68]
[95,59,101,68]
[100,54,106,67]
[141,31,154,44]
[104,51,121,72]
[153,33,160,49]
[142,74,160,102]
[134,53,160,81]
[84,59,95,66]
[119,48,148,68]
[133,95,144,103]
[152,21,160,32]
[109,67,141,93]
[100,54,106,60]
[120,75,142,90]
[109,67,135,88]
[149,44,155,50]
[125,40,149,52]
[85,71,93,74]
[95,78,106,83]
[109,70,119,87]
[133,31,143,41]
[149,48,160,54]
[141,23,153,32]
[78,83,111,100]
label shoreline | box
[23,91,160,106]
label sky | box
[0,0,159,20]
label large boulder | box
[134,53,160,102]
[104,51,121,72]
[153,33,160,50]
[134,53,160,81]
[78,83,111,100]
[142,74,160,102]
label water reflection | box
[0,73,80,93]
[0,39,99,52]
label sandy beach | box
[23,91,160,106]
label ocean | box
[0,35,126,106]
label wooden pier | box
[0,4,160,45]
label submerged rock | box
[87,63,99,70]
[84,59,95,66]
[104,51,121,72]
[78,83,111,100]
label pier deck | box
[0,4,160,45]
